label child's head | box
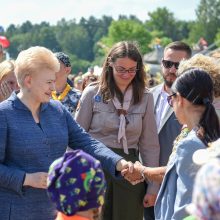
[47,150,106,218]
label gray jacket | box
[75,85,160,194]
[151,84,182,166]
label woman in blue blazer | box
[0,46,134,220]
[123,68,220,219]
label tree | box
[101,19,152,54]
[188,0,220,44]
[146,7,178,40]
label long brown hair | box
[99,41,147,104]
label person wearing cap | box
[0,46,136,220]
[47,150,106,220]
[184,138,220,220]
[53,52,81,117]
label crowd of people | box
[0,40,219,220]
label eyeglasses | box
[113,65,138,74]
[162,59,180,69]
[167,93,177,107]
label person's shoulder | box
[150,83,163,93]
[143,87,150,94]
[177,130,205,154]
[0,99,13,112]
[70,87,81,96]
[47,99,67,114]
[82,82,99,96]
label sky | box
[1,0,200,29]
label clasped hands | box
[116,159,148,185]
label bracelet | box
[141,167,146,180]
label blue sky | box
[1,0,200,29]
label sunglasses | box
[162,59,180,69]
[167,93,177,107]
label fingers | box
[127,161,133,173]
[0,81,12,99]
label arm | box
[122,162,166,184]
[138,93,160,194]
[67,103,129,177]
[74,85,94,131]
[0,109,26,195]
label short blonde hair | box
[178,54,220,97]
[0,60,15,81]
[15,46,60,87]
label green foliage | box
[215,29,220,47]
[101,19,152,54]
[4,2,220,73]
[189,0,220,44]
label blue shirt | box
[0,92,122,220]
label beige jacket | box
[75,84,160,194]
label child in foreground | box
[47,150,106,220]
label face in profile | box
[162,49,189,88]
[112,57,137,88]
[26,68,56,104]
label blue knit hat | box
[47,150,106,216]
[55,52,71,67]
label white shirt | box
[155,87,169,131]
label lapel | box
[151,84,162,107]
[158,106,174,133]
[151,84,174,133]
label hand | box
[23,172,48,189]
[0,81,13,101]
[116,159,133,172]
[143,193,157,207]
[122,161,145,185]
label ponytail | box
[199,103,220,144]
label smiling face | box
[26,68,56,104]
[112,57,137,90]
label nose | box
[50,82,56,91]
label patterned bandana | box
[55,52,71,67]
[47,150,106,216]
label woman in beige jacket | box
[75,41,160,220]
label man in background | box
[145,41,192,220]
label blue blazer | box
[155,130,206,220]
[0,92,122,220]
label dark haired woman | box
[75,41,160,220]
[125,68,220,220]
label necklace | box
[52,83,71,101]
[168,126,190,164]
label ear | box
[23,74,32,89]
[177,95,184,107]
[65,66,71,75]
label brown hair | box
[165,41,192,58]
[99,41,147,104]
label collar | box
[56,212,90,220]
[8,91,49,112]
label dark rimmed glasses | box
[113,65,138,74]
[167,93,177,107]
[162,59,180,69]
